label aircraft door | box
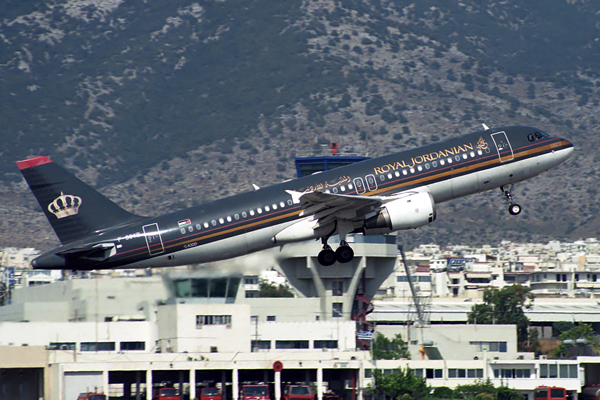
[491,131,514,163]
[353,177,366,194]
[365,174,378,191]
[143,223,165,255]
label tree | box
[258,281,294,298]
[371,367,430,400]
[455,381,521,400]
[467,284,534,348]
[552,323,600,357]
[372,333,410,360]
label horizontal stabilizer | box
[56,243,116,261]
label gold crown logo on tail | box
[48,192,82,219]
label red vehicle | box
[200,387,223,400]
[283,385,314,400]
[534,386,566,400]
[77,393,106,400]
[240,384,270,400]
[153,387,181,400]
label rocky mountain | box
[1,0,599,250]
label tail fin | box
[17,156,144,245]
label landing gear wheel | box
[508,204,522,215]
[335,245,354,263]
[318,245,336,266]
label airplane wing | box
[286,189,413,230]
[293,190,382,228]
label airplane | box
[17,125,573,270]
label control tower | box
[271,147,399,348]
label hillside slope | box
[1,0,598,249]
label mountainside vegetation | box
[1,0,599,249]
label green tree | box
[552,323,600,357]
[467,284,534,349]
[259,281,294,298]
[371,367,430,400]
[455,381,520,400]
[372,333,410,360]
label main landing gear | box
[501,185,522,215]
[317,237,355,266]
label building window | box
[276,340,309,349]
[81,342,115,352]
[252,340,271,351]
[120,341,145,351]
[314,340,338,349]
[267,315,276,322]
[332,303,343,318]
[196,315,232,328]
[332,281,343,296]
[48,342,76,351]
[470,341,507,352]
[448,369,466,378]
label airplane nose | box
[555,138,574,163]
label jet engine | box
[362,192,436,234]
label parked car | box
[77,393,107,400]
[200,387,222,400]
[153,387,181,400]
[240,384,270,400]
[283,385,314,400]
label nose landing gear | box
[501,185,522,215]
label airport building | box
[0,237,599,400]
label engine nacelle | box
[363,192,436,234]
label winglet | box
[252,184,260,191]
[482,123,490,131]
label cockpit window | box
[528,131,550,142]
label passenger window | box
[265,206,270,212]
[227,216,232,222]
[280,202,285,208]
[204,222,209,228]
[340,186,346,192]
[477,150,483,155]
[272,204,277,210]
[211,220,217,226]
[470,151,475,157]
[410,168,415,173]
[417,165,423,172]
[234,214,240,220]
[348,184,353,190]
[432,161,437,167]
[257,208,262,214]
[462,154,468,159]
[242,212,248,218]
[196,224,202,230]
[219,218,224,224]
[387,173,393,179]
[250,210,255,216]
[403,170,408,175]
[425,163,430,170]
[447,158,452,164]
[440,160,445,165]
[395,171,400,177]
